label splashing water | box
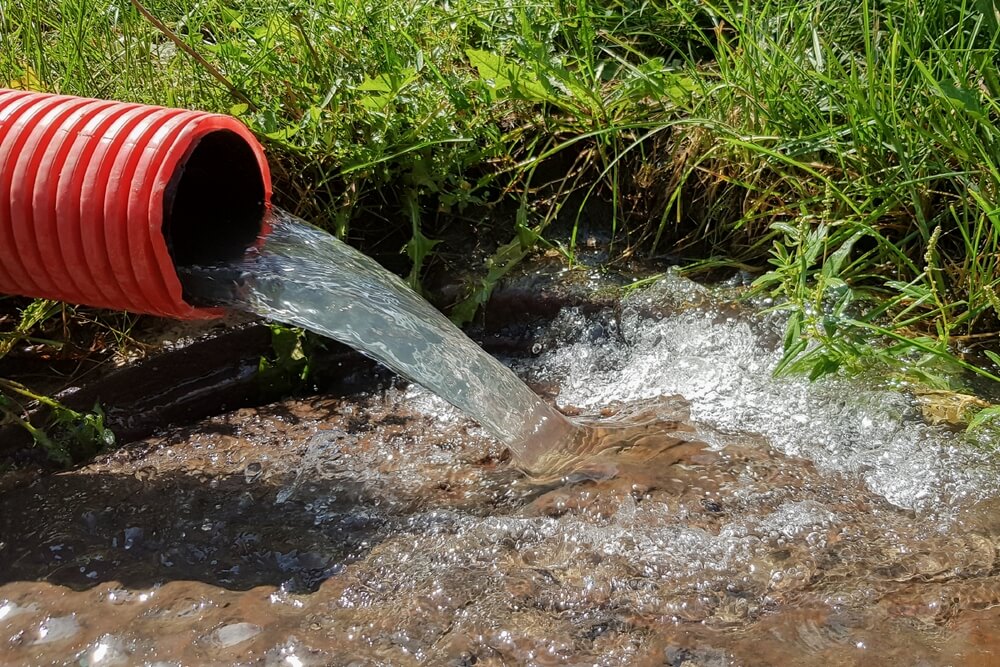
[180,208,654,475]
[514,272,1000,511]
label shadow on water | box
[1,465,382,594]
[0,399,502,594]
[0,395,708,595]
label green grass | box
[680,0,1000,390]
[1,0,1000,458]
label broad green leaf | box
[466,48,552,104]
[974,0,999,37]
[450,235,533,324]
[357,69,417,110]
[969,405,1000,432]
[938,81,985,118]
[265,125,300,141]
[405,228,441,290]
[362,68,417,92]
[466,49,512,89]
[824,231,863,277]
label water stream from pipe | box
[180,208,661,476]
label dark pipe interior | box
[164,130,266,271]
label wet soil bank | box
[3,271,1000,665]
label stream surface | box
[3,269,1000,665]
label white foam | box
[519,273,998,511]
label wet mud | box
[3,274,1000,665]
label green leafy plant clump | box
[0,300,116,465]
[0,378,115,466]
[1,0,1000,455]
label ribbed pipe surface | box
[0,89,271,319]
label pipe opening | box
[164,129,266,270]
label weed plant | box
[1,0,1000,456]
[0,299,115,464]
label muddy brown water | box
[3,273,1000,666]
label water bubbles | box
[211,622,261,648]
[91,642,111,662]
[102,587,156,605]
[34,615,80,644]
[264,642,312,667]
[0,600,38,633]
[519,274,996,512]
[268,587,306,608]
[80,635,129,665]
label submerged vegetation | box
[2,0,1000,455]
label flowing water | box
[3,226,1000,665]
[179,209,643,477]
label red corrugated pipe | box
[0,88,271,319]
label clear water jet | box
[180,208,670,476]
